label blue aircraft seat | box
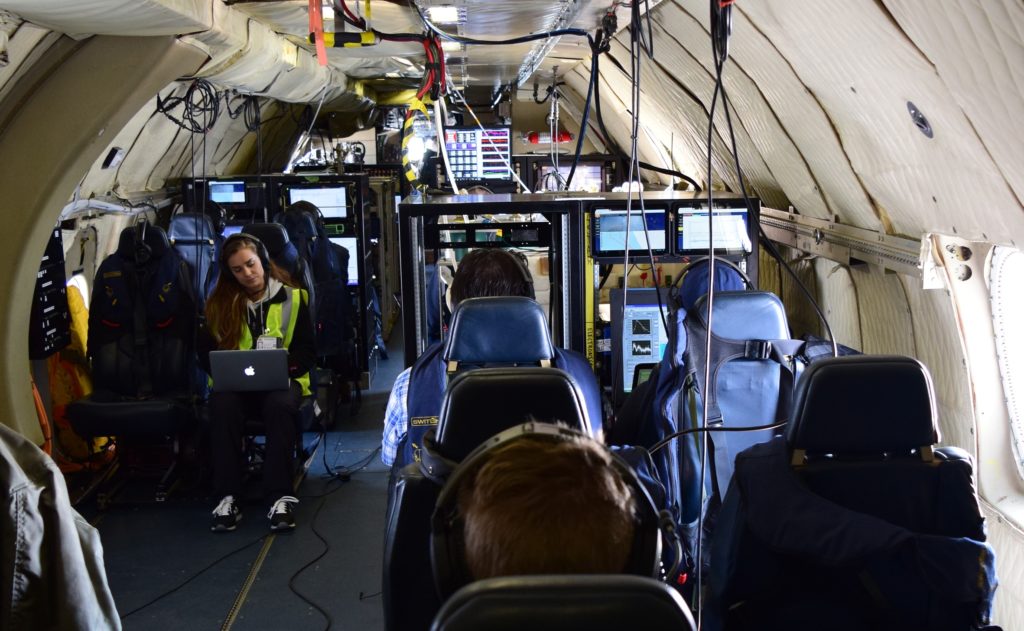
[393,296,604,471]
[384,367,592,631]
[167,212,220,311]
[431,575,696,631]
[626,283,804,591]
[707,355,997,631]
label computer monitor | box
[284,184,348,219]
[536,163,605,192]
[610,288,670,402]
[592,207,669,260]
[328,236,360,286]
[221,223,245,238]
[675,206,751,255]
[443,126,512,182]
[208,180,247,205]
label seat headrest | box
[432,575,696,631]
[436,368,591,461]
[443,297,555,365]
[242,223,290,256]
[275,210,318,239]
[787,355,939,454]
[692,291,789,340]
[680,260,746,312]
[116,224,170,262]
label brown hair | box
[458,435,637,580]
[449,248,532,307]
[205,236,294,350]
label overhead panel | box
[0,0,211,36]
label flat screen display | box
[609,288,670,401]
[443,126,512,181]
[328,236,359,286]
[209,180,246,204]
[593,207,668,258]
[286,185,348,219]
[536,163,605,192]
[221,224,245,238]
[676,207,751,254]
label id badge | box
[256,335,282,350]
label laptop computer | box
[209,349,290,392]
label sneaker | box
[210,495,242,532]
[268,495,299,532]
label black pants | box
[209,382,301,501]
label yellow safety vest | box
[217,287,311,396]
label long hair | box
[205,236,294,350]
[458,434,637,580]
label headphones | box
[429,422,663,600]
[443,249,537,313]
[220,231,270,277]
[508,250,536,301]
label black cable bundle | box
[155,79,221,134]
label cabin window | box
[990,246,1024,480]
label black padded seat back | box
[787,355,981,539]
[431,575,696,631]
[69,224,197,439]
[88,224,194,397]
[707,355,993,630]
[788,354,938,456]
[442,297,555,369]
[435,368,591,461]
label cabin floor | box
[79,332,405,631]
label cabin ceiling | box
[0,1,638,98]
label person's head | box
[448,248,533,308]
[456,433,637,580]
[206,234,290,349]
[223,235,266,296]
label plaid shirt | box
[381,367,412,466]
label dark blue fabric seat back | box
[168,212,220,310]
[708,355,996,631]
[443,297,555,368]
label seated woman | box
[203,233,315,533]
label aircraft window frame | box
[990,245,1024,482]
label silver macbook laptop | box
[209,349,290,392]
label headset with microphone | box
[429,422,670,600]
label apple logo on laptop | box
[244,366,255,376]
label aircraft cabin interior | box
[0,1,1020,630]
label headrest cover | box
[443,297,555,365]
[168,213,218,243]
[693,291,789,340]
[436,368,591,460]
[787,355,939,453]
[680,260,746,312]
[242,223,290,257]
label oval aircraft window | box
[990,246,1024,480]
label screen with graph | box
[610,288,670,400]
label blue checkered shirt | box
[381,367,412,466]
